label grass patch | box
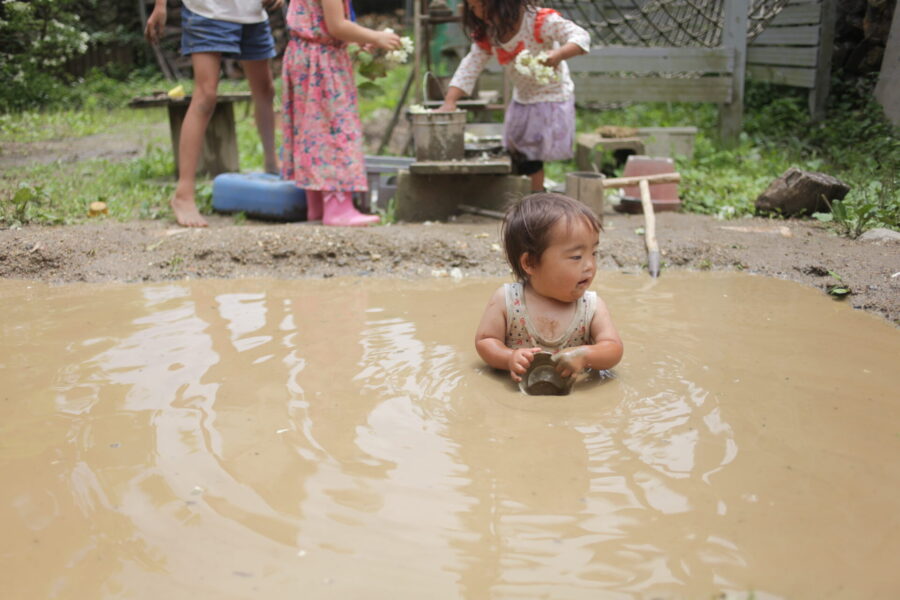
[2,69,897,235]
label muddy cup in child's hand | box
[519,352,574,396]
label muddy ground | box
[1,212,898,324]
[1,121,898,325]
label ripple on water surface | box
[0,272,898,599]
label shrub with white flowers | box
[0,0,94,110]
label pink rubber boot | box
[323,191,380,227]
[305,189,323,221]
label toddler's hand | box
[541,50,563,69]
[435,101,456,112]
[552,347,588,379]
[508,347,542,383]
[373,30,402,50]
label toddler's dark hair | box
[463,0,537,46]
[502,192,602,282]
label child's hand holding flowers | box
[348,28,414,84]
[514,49,559,85]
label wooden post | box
[810,0,837,121]
[413,0,423,107]
[565,172,605,224]
[719,0,748,144]
[875,0,900,126]
[168,101,240,177]
[639,179,660,278]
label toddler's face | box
[524,217,599,303]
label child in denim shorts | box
[145,0,282,227]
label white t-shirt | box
[183,0,268,24]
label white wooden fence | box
[482,0,751,142]
[746,0,836,119]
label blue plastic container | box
[212,172,307,221]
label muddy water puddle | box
[1,272,898,599]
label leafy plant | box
[2,182,63,226]
[826,270,851,298]
[814,197,876,239]
[376,195,398,225]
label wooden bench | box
[129,91,252,176]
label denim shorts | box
[181,6,276,61]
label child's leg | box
[172,51,222,227]
[242,58,279,174]
[305,189,323,221]
[323,191,379,227]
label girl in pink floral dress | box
[282,0,400,226]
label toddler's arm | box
[438,42,493,112]
[322,0,401,49]
[553,296,623,378]
[540,12,590,68]
[475,286,542,382]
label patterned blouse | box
[504,282,596,352]
[448,7,591,104]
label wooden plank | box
[766,3,822,26]
[747,46,818,67]
[810,0,836,119]
[754,25,820,46]
[720,0,749,143]
[567,47,734,73]
[573,75,733,103]
[874,0,900,125]
[129,92,252,108]
[747,64,817,87]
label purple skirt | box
[503,99,576,161]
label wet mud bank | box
[1,212,897,323]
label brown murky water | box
[1,272,898,599]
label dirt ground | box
[1,121,898,325]
[1,211,898,324]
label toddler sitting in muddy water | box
[474,193,623,389]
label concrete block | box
[395,171,531,222]
[636,127,698,159]
[575,132,645,172]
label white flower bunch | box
[514,49,558,85]
[408,104,431,114]
[383,28,414,65]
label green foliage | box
[3,182,63,226]
[0,1,92,111]
[573,77,898,234]
[826,270,851,298]
[376,195,398,225]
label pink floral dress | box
[281,0,367,192]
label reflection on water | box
[1,273,899,599]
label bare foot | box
[171,194,208,227]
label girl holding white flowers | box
[438,0,590,192]
[282,0,401,225]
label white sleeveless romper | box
[504,282,596,353]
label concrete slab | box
[409,157,512,175]
[636,126,699,159]
[395,170,530,222]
